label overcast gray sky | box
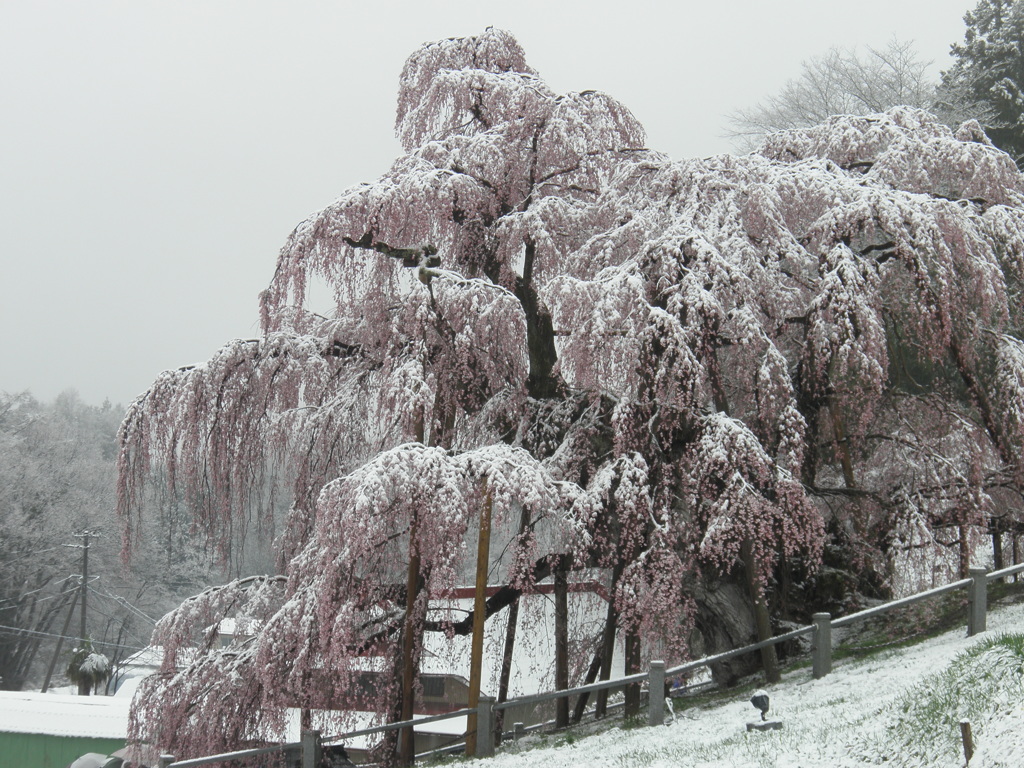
[0,0,977,406]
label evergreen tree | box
[941,0,1024,165]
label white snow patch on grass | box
[456,599,1024,768]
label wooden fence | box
[156,561,1024,768]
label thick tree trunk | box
[778,552,792,620]
[992,523,1004,572]
[594,562,622,718]
[397,406,430,767]
[829,400,857,489]
[494,595,520,741]
[495,505,532,739]
[950,335,1014,469]
[959,523,971,579]
[380,654,405,768]
[571,651,604,724]
[623,630,641,717]
[516,239,562,399]
[741,540,780,684]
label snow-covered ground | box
[454,598,1024,768]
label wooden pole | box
[623,630,641,717]
[397,408,429,766]
[398,515,420,767]
[79,533,89,645]
[466,479,493,756]
[554,557,569,728]
[595,563,622,718]
[495,506,531,738]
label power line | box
[87,584,159,625]
[0,582,79,608]
[0,623,147,654]
[74,601,154,650]
[0,544,65,565]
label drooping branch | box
[343,232,439,269]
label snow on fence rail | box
[156,562,1024,767]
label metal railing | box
[157,560,1024,767]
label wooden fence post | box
[968,568,988,636]
[476,695,495,757]
[158,757,175,768]
[812,613,832,679]
[301,729,321,768]
[647,660,665,727]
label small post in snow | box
[960,720,974,764]
[968,568,988,636]
[648,660,666,726]
[301,729,321,768]
[812,613,832,679]
[476,695,495,757]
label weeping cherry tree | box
[118,28,1024,762]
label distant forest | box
[0,390,275,692]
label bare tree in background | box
[727,39,936,150]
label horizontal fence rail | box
[158,741,301,768]
[665,625,815,678]
[831,578,972,628]
[491,670,649,711]
[987,561,1024,581]
[158,561,1023,767]
[322,707,475,743]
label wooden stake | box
[398,514,420,767]
[960,720,974,764]
[554,556,569,728]
[466,478,493,756]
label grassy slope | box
[441,589,1024,768]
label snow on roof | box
[218,616,262,637]
[0,690,130,739]
[118,645,164,669]
[119,644,197,671]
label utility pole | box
[79,531,91,645]
[75,531,98,695]
[42,530,99,693]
